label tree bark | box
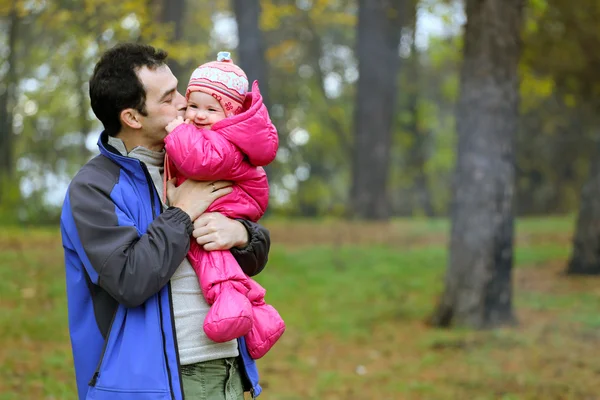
[159,0,186,83]
[431,0,524,329]
[404,1,435,217]
[0,1,19,203]
[73,55,91,166]
[350,0,405,220]
[232,0,270,108]
[567,142,600,274]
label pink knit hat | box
[186,51,249,117]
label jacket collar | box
[97,131,148,178]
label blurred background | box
[2,0,600,399]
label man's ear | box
[120,108,142,129]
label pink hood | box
[210,80,278,167]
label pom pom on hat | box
[217,51,231,62]
[186,51,249,117]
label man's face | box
[136,65,186,148]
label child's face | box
[184,91,226,130]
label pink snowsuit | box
[163,81,284,359]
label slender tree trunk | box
[160,0,186,84]
[350,0,405,220]
[404,1,435,217]
[74,55,91,166]
[431,0,524,329]
[232,0,270,108]
[566,140,600,274]
[231,0,276,193]
[0,1,19,203]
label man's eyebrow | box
[159,87,176,102]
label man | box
[60,43,269,400]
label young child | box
[163,52,284,359]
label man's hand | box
[165,116,190,133]
[192,213,249,251]
[167,180,232,221]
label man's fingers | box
[196,232,218,246]
[198,234,225,251]
[192,226,212,239]
[210,186,233,199]
[203,242,220,251]
[209,180,233,191]
[193,214,209,228]
[193,212,218,228]
[179,178,197,189]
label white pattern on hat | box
[189,67,248,96]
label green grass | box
[2,216,599,399]
[257,245,446,338]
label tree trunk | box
[404,1,435,217]
[350,0,405,220]
[159,0,186,84]
[232,0,270,108]
[566,143,600,274]
[0,1,19,203]
[431,0,524,329]
[232,0,277,197]
[74,55,91,166]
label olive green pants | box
[180,357,244,400]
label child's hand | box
[166,116,185,133]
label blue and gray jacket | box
[60,132,269,399]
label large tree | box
[0,0,19,201]
[158,0,186,84]
[232,0,270,107]
[232,0,275,189]
[431,0,525,328]
[568,153,600,274]
[524,0,600,275]
[402,0,435,217]
[350,0,405,220]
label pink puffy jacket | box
[164,81,285,359]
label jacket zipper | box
[158,290,177,400]
[140,162,180,400]
[88,310,117,387]
[140,163,157,221]
[239,356,256,399]
[168,283,186,399]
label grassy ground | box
[1,217,599,399]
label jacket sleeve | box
[231,220,271,277]
[65,175,194,308]
[164,124,250,181]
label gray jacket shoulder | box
[69,155,121,195]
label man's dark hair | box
[89,43,168,136]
